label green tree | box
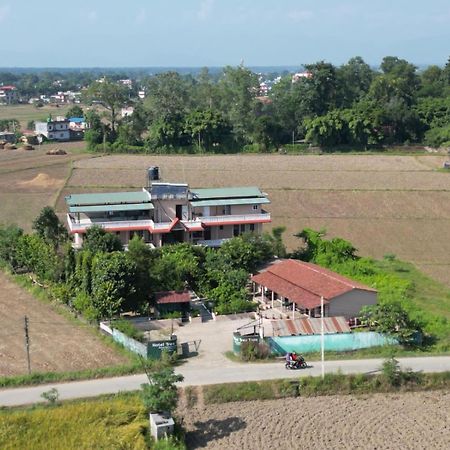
[217,65,259,142]
[15,234,60,281]
[184,109,231,150]
[337,56,374,107]
[91,252,137,317]
[32,206,68,248]
[361,302,422,344]
[85,79,129,134]
[126,235,154,308]
[141,368,184,414]
[83,226,123,253]
[65,105,84,118]
[84,110,107,149]
[0,224,23,269]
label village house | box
[252,259,377,319]
[0,85,18,104]
[35,117,70,141]
[0,131,17,144]
[65,167,271,249]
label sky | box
[0,0,449,68]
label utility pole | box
[321,296,325,379]
[24,316,31,375]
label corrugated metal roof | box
[271,316,350,337]
[191,186,265,200]
[69,203,154,213]
[190,197,270,207]
[65,190,151,207]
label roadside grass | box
[202,371,450,405]
[374,258,450,350]
[0,392,188,450]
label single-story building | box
[155,290,191,318]
[251,259,377,319]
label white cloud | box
[0,4,11,23]
[288,9,313,23]
[87,10,97,23]
[135,8,147,25]
[197,0,214,21]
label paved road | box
[1,356,449,407]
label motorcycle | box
[285,357,307,370]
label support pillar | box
[271,291,274,309]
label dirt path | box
[179,390,450,449]
[0,272,129,376]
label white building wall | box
[328,290,377,318]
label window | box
[233,224,239,237]
[252,204,259,210]
[249,223,255,232]
[219,225,223,230]
[240,224,245,233]
[223,205,231,215]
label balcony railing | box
[67,214,171,233]
[198,212,271,225]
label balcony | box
[196,212,271,226]
[66,214,174,234]
[196,238,230,247]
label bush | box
[240,341,271,361]
[72,292,100,322]
[112,318,144,341]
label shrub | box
[40,388,59,404]
[240,341,271,361]
[112,318,144,341]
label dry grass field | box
[0,272,129,376]
[0,146,88,230]
[62,153,450,286]
[0,104,72,129]
[179,390,450,449]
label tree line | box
[81,56,450,152]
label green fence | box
[266,332,398,355]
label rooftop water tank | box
[148,166,160,185]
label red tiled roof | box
[0,85,16,90]
[271,316,351,336]
[155,290,190,304]
[251,259,376,309]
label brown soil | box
[0,272,129,376]
[178,390,450,450]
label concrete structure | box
[65,169,271,249]
[35,117,70,141]
[0,131,16,144]
[0,85,18,104]
[149,413,175,440]
[252,259,377,319]
[155,290,191,318]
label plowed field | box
[0,272,129,376]
[179,391,450,450]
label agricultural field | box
[179,390,450,449]
[0,104,72,129]
[61,153,450,286]
[0,271,129,377]
[0,394,148,450]
[0,146,89,230]
[2,150,450,286]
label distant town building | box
[292,72,312,83]
[68,117,86,140]
[35,117,70,141]
[121,106,134,117]
[138,90,146,99]
[0,85,18,104]
[119,79,133,88]
[0,131,17,144]
[259,82,269,96]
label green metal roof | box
[191,186,265,200]
[69,203,154,213]
[65,191,150,207]
[190,197,270,207]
